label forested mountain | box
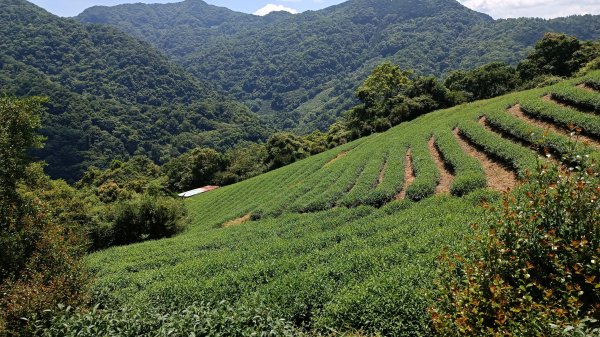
[77,0,600,131]
[0,0,269,181]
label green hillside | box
[77,0,600,131]
[0,0,269,181]
[79,72,600,335]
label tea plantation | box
[79,72,600,335]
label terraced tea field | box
[87,71,600,335]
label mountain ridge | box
[0,0,269,181]
[76,0,600,132]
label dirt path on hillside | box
[577,83,596,92]
[324,150,349,167]
[223,213,251,228]
[453,128,518,191]
[508,104,600,149]
[376,158,388,187]
[396,148,415,200]
[428,137,454,194]
[543,94,571,108]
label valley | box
[0,0,599,336]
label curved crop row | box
[289,149,371,213]
[339,150,389,208]
[520,97,600,138]
[250,143,362,219]
[457,119,538,177]
[405,137,439,201]
[484,108,595,160]
[550,83,600,112]
[583,78,600,91]
[433,128,486,196]
[361,144,407,207]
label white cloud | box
[253,4,299,16]
[458,0,600,18]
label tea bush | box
[31,302,302,337]
[432,151,600,335]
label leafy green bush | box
[30,302,302,337]
[111,196,187,246]
[406,140,439,201]
[431,152,600,335]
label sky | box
[28,0,600,19]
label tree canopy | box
[77,0,600,132]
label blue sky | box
[28,0,600,19]
[28,0,345,17]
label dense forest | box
[0,0,270,182]
[78,0,600,131]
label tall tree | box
[0,97,88,335]
[518,32,583,79]
[0,96,44,202]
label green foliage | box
[164,148,224,192]
[0,96,48,281]
[37,71,600,336]
[550,82,600,112]
[444,62,519,101]
[0,97,89,336]
[0,0,268,182]
[266,132,310,169]
[31,302,302,337]
[431,150,600,336]
[356,63,413,117]
[77,0,600,130]
[84,197,480,336]
[405,137,440,201]
[215,143,268,185]
[0,96,44,199]
[484,106,596,160]
[77,156,167,199]
[433,130,487,196]
[520,98,600,139]
[347,63,455,138]
[72,156,190,250]
[457,119,538,177]
[519,32,585,79]
[110,195,187,246]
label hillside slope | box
[86,72,600,335]
[77,0,600,131]
[0,0,268,181]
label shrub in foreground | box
[431,151,600,335]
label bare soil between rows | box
[396,148,415,200]
[453,128,518,191]
[428,137,454,194]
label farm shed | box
[178,185,219,198]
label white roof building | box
[178,185,219,198]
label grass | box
[78,71,600,336]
